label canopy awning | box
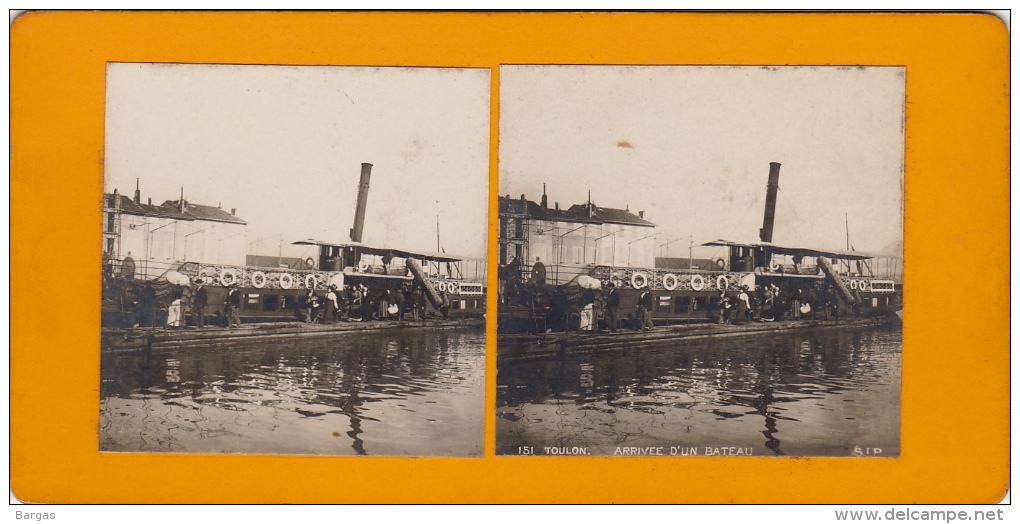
[701,239,878,261]
[292,239,471,263]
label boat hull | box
[498,316,895,361]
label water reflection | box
[497,326,901,457]
[101,328,485,456]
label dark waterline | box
[101,328,485,456]
[497,325,901,457]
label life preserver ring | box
[631,272,648,289]
[662,273,678,291]
[305,257,316,270]
[850,279,858,290]
[358,260,369,272]
[690,274,705,291]
[769,260,780,272]
[715,258,726,270]
[278,273,294,289]
[716,275,729,290]
[305,274,318,289]
[446,282,459,294]
[437,282,447,292]
[857,279,869,292]
[250,271,266,288]
[219,268,237,286]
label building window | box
[262,294,280,312]
[106,213,116,233]
[572,246,581,264]
[105,237,115,255]
[674,296,691,314]
[243,293,260,310]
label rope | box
[776,187,801,222]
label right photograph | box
[496,65,904,457]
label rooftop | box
[499,195,655,227]
[106,192,247,225]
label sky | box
[105,63,490,260]
[499,65,905,260]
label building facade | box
[498,190,656,285]
[103,183,247,278]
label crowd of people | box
[103,272,450,329]
[501,273,849,335]
[297,282,447,324]
[713,282,845,325]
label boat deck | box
[498,316,897,360]
[103,318,485,353]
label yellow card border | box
[10,11,1010,504]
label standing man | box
[437,290,450,320]
[225,283,242,328]
[604,281,620,332]
[180,284,194,328]
[637,289,654,331]
[133,281,157,328]
[736,286,752,324]
[412,286,427,321]
[193,279,208,329]
[718,291,732,324]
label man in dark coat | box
[636,289,654,331]
[604,281,621,332]
[133,281,157,328]
[225,284,242,328]
[411,287,426,321]
[192,280,208,328]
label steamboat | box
[102,163,486,337]
[497,162,901,354]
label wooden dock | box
[498,315,897,361]
[102,318,485,353]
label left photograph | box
[99,63,490,456]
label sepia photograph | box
[99,63,490,456]
[496,65,905,457]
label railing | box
[179,262,341,291]
[106,257,486,295]
[589,265,752,292]
[105,258,183,281]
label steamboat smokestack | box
[759,162,781,243]
[350,163,373,243]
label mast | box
[845,212,850,250]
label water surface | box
[497,325,901,457]
[101,328,485,456]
